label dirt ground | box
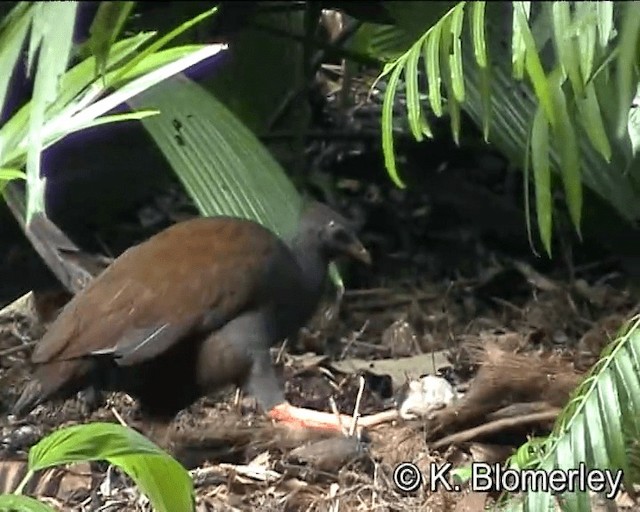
[0,171,638,512]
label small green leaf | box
[449,3,465,103]
[439,16,460,144]
[516,4,555,128]
[511,1,531,80]
[88,1,135,77]
[576,82,611,162]
[471,1,487,68]
[111,6,219,86]
[405,45,423,141]
[420,113,433,138]
[550,73,582,236]
[616,2,640,137]
[0,494,58,512]
[551,2,583,96]
[531,106,552,256]
[0,168,26,181]
[381,62,406,188]
[29,423,194,512]
[575,2,596,85]
[596,1,614,48]
[423,22,443,117]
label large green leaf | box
[128,74,303,239]
[29,423,193,512]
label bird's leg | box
[245,349,357,433]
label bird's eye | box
[328,220,336,229]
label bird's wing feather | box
[31,218,288,364]
[89,322,192,365]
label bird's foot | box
[268,402,361,435]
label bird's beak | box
[345,239,372,265]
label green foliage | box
[0,167,25,193]
[0,494,58,512]
[368,1,640,256]
[506,316,640,511]
[0,2,220,223]
[3,422,194,512]
[86,1,135,76]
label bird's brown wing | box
[31,217,284,366]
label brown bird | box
[13,202,371,431]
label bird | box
[13,201,371,432]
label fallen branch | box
[430,409,561,450]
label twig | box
[110,407,128,428]
[329,397,349,437]
[0,340,37,357]
[430,409,561,449]
[356,409,400,428]
[275,338,288,364]
[340,320,369,359]
[349,376,365,437]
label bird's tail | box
[13,360,89,417]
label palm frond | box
[377,2,640,254]
[515,316,640,510]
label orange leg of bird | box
[268,402,357,433]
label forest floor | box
[1,168,638,512]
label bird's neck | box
[290,233,329,297]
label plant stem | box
[13,469,34,495]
